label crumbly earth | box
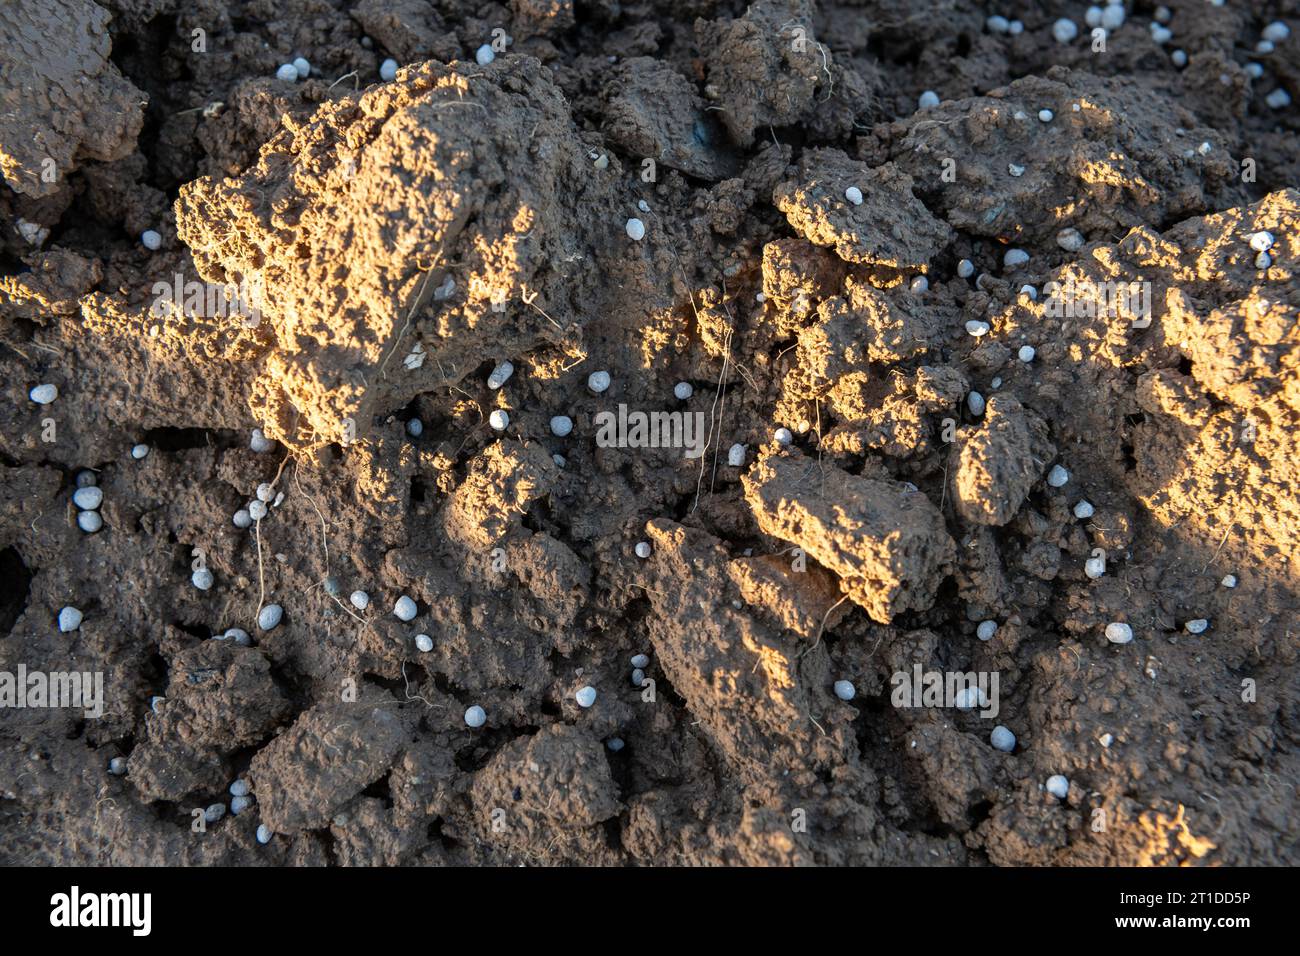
[0,0,1297,866]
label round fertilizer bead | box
[192,569,214,591]
[487,361,514,389]
[293,57,310,79]
[917,90,939,109]
[774,427,793,445]
[634,541,652,559]
[1057,228,1084,252]
[1018,345,1036,363]
[406,418,423,437]
[606,738,625,752]
[58,607,83,632]
[976,620,997,641]
[1221,574,1237,588]
[727,443,746,467]
[626,218,646,241]
[673,382,693,400]
[275,63,298,82]
[248,500,268,521]
[1047,464,1070,487]
[1003,248,1030,268]
[1085,556,1106,579]
[1073,500,1095,519]
[1185,619,1209,634]
[1263,22,1290,43]
[631,654,650,670]
[1052,19,1079,43]
[1046,775,1069,799]
[108,757,127,775]
[1150,24,1172,45]
[250,428,275,453]
[1085,6,1103,28]
[1245,62,1264,79]
[965,320,990,337]
[575,685,597,708]
[1256,252,1272,270]
[910,275,929,293]
[204,803,226,823]
[349,590,370,611]
[845,185,864,205]
[415,633,434,652]
[552,454,566,468]
[258,604,283,631]
[72,489,102,512]
[131,443,150,459]
[550,415,573,437]
[990,726,1016,752]
[987,15,1009,33]
[29,384,58,404]
[488,409,509,431]
[1171,49,1187,67]
[967,391,986,416]
[1104,622,1133,644]
[76,470,96,488]
[231,795,253,815]
[464,705,486,728]
[1038,109,1054,123]
[587,370,611,393]
[256,483,275,502]
[394,595,418,621]
[1249,231,1275,253]
[256,824,273,844]
[1008,20,1023,35]
[631,667,645,686]
[957,258,975,278]
[141,229,163,250]
[78,511,103,533]
[1266,88,1291,109]
[834,679,856,701]
[379,58,397,81]
[475,44,496,65]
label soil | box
[0,0,1297,866]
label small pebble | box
[1073,500,1095,519]
[673,382,693,400]
[77,511,103,533]
[379,58,398,81]
[1052,18,1079,44]
[1045,775,1070,799]
[1104,622,1133,644]
[637,199,649,212]
[550,415,573,437]
[1019,285,1037,301]
[258,604,283,631]
[393,595,418,621]
[256,824,273,844]
[192,569,214,591]
[957,258,975,278]
[73,486,103,510]
[58,606,83,632]
[626,218,646,241]
[845,185,864,205]
[415,633,434,652]
[774,427,793,445]
[990,726,1016,752]
[487,360,514,389]
[349,590,370,611]
[1004,248,1030,268]
[250,428,274,453]
[575,686,597,708]
[464,705,487,728]
[976,620,997,641]
[1221,574,1237,588]
[1057,227,1084,252]
[1185,618,1209,634]
[727,443,746,467]
[1249,231,1275,253]
[131,443,150,459]
[965,319,991,337]
[275,63,298,82]
[833,679,856,701]
[1018,345,1036,362]
[475,44,495,65]
[29,383,58,404]
[634,541,652,559]
[1008,163,1025,178]
[1047,464,1070,487]
[108,757,127,775]
[630,653,650,669]
[488,409,509,431]
[587,370,611,393]
[1099,733,1114,748]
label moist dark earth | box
[1,0,1298,865]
